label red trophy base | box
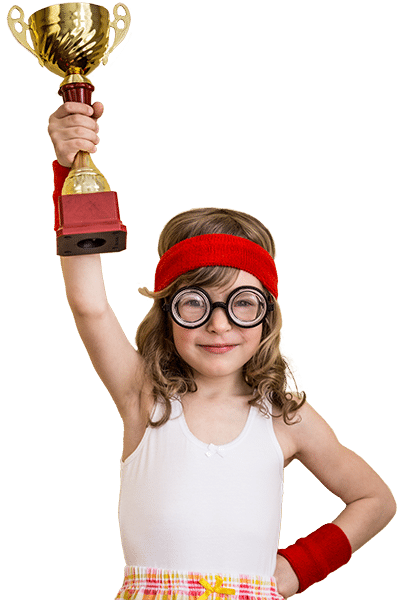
[56,191,127,256]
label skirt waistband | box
[115,566,283,600]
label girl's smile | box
[198,344,238,354]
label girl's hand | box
[274,554,299,599]
[48,101,103,168]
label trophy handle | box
[102,3,131,66]
[7,6,44,67]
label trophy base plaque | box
[56,190,127,255]
[57,230,127,255]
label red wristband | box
[52,160,70,231]
[277,523,352,593]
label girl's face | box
[171,270,264,385]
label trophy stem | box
[59,81,94,104]
[62,151,111,195]
[59,72,111,195]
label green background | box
[1,0,400,600]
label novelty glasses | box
[163,286,274,329]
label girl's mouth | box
[199,344,238,354]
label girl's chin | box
[191,362,245,382]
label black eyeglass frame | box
[162,285,275,329]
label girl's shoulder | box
[272,397,372,498]
[272,398,338,467]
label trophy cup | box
[7,3,130,255]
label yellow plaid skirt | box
[115,567,284,600]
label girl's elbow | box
[379,485,397,525]
[386,492,397,522]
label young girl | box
[48,101,396,600]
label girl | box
[48,101,396,599]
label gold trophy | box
[7,3,130,255]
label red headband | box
[154,234,278,298]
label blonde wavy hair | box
[136,207,305,426]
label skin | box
[48,100,103,167]
[49,102,396,599]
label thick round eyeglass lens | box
[231,290,265,323]
[175,291,208,323]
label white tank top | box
[118,398,284,577]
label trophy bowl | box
[8,3,130,82]
[28,3,111,78]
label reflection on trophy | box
[7,3,130,255]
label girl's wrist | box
[277,523,352,593]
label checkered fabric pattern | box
[115,567,284,600]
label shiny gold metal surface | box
[102,3,130,65]
[62,150,111,194]
[7,5,42,64]
[7,3,130,82]
[8,3,130,198]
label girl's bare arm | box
[50,102,147,421]
[60,254,145,419]
[293,403,396,549]
[274,401,396,598]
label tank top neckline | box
[173,397,256,456]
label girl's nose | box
[206,306,232,333]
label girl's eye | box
[176,293,208,322]
[232,294,259,307]
[177,294,206,311]
[234,299,255,307]
[183,299,202,307]
[231,292,264,322]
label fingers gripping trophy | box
[7,3,130,255]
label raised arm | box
[61,253,145,414]
[49,102,147,421]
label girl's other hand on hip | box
[274,554,299,598]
